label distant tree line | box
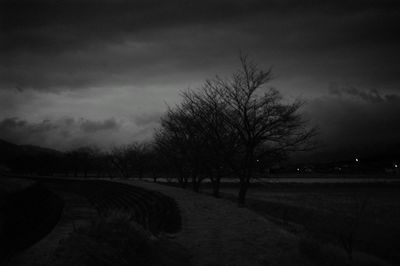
[1,55,315,204]
[2,143,156,179]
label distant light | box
[297,168,300,171]
[256,159,259,162]
[355,158,359,162]
[395,164,398,168]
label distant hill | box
[0,139,20,163]
[0,139,61,164]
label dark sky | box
[1,0,400,161]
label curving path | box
[117,179,312,266]
[6,178,386,266]
[118,180,391,266]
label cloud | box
[329,85,400,103]
[133,112,162,127]
[0,117,60,148]
[1,0,399,156]
[1,0,399,93]
[80,118,120,133]
[0,117,123,150]
[301,88,400,161]
[0,117,57,133]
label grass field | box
[211,182,400,264]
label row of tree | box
[154,55,315,203]
[4,55,315,204]
[3,143,156,179]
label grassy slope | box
[52,212,190,266]
[4,178,188,266]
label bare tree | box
[109,142,153,179]
[178,88,240,197]
[109,145,132,178]
[156,105,210,192]
[155,54,315,203]
[203,54,316,204]
[66,146,99,177]
[154,127,190,187]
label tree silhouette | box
[156,54,316,203]
[208,54,316,203]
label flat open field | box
[212,182,400,265]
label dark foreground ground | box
[1,175,398,265]
[0,177,188,266]
[190,181,400,265]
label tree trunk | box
[178,171,186,188]
[238,177,249,205]
[192,176,200,192]
[152,170,157,182]
[238,148,254,205]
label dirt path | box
[118,180,310,266]
[5,190,98,266]
[4,178,390,265]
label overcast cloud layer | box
[1,0,399,160]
